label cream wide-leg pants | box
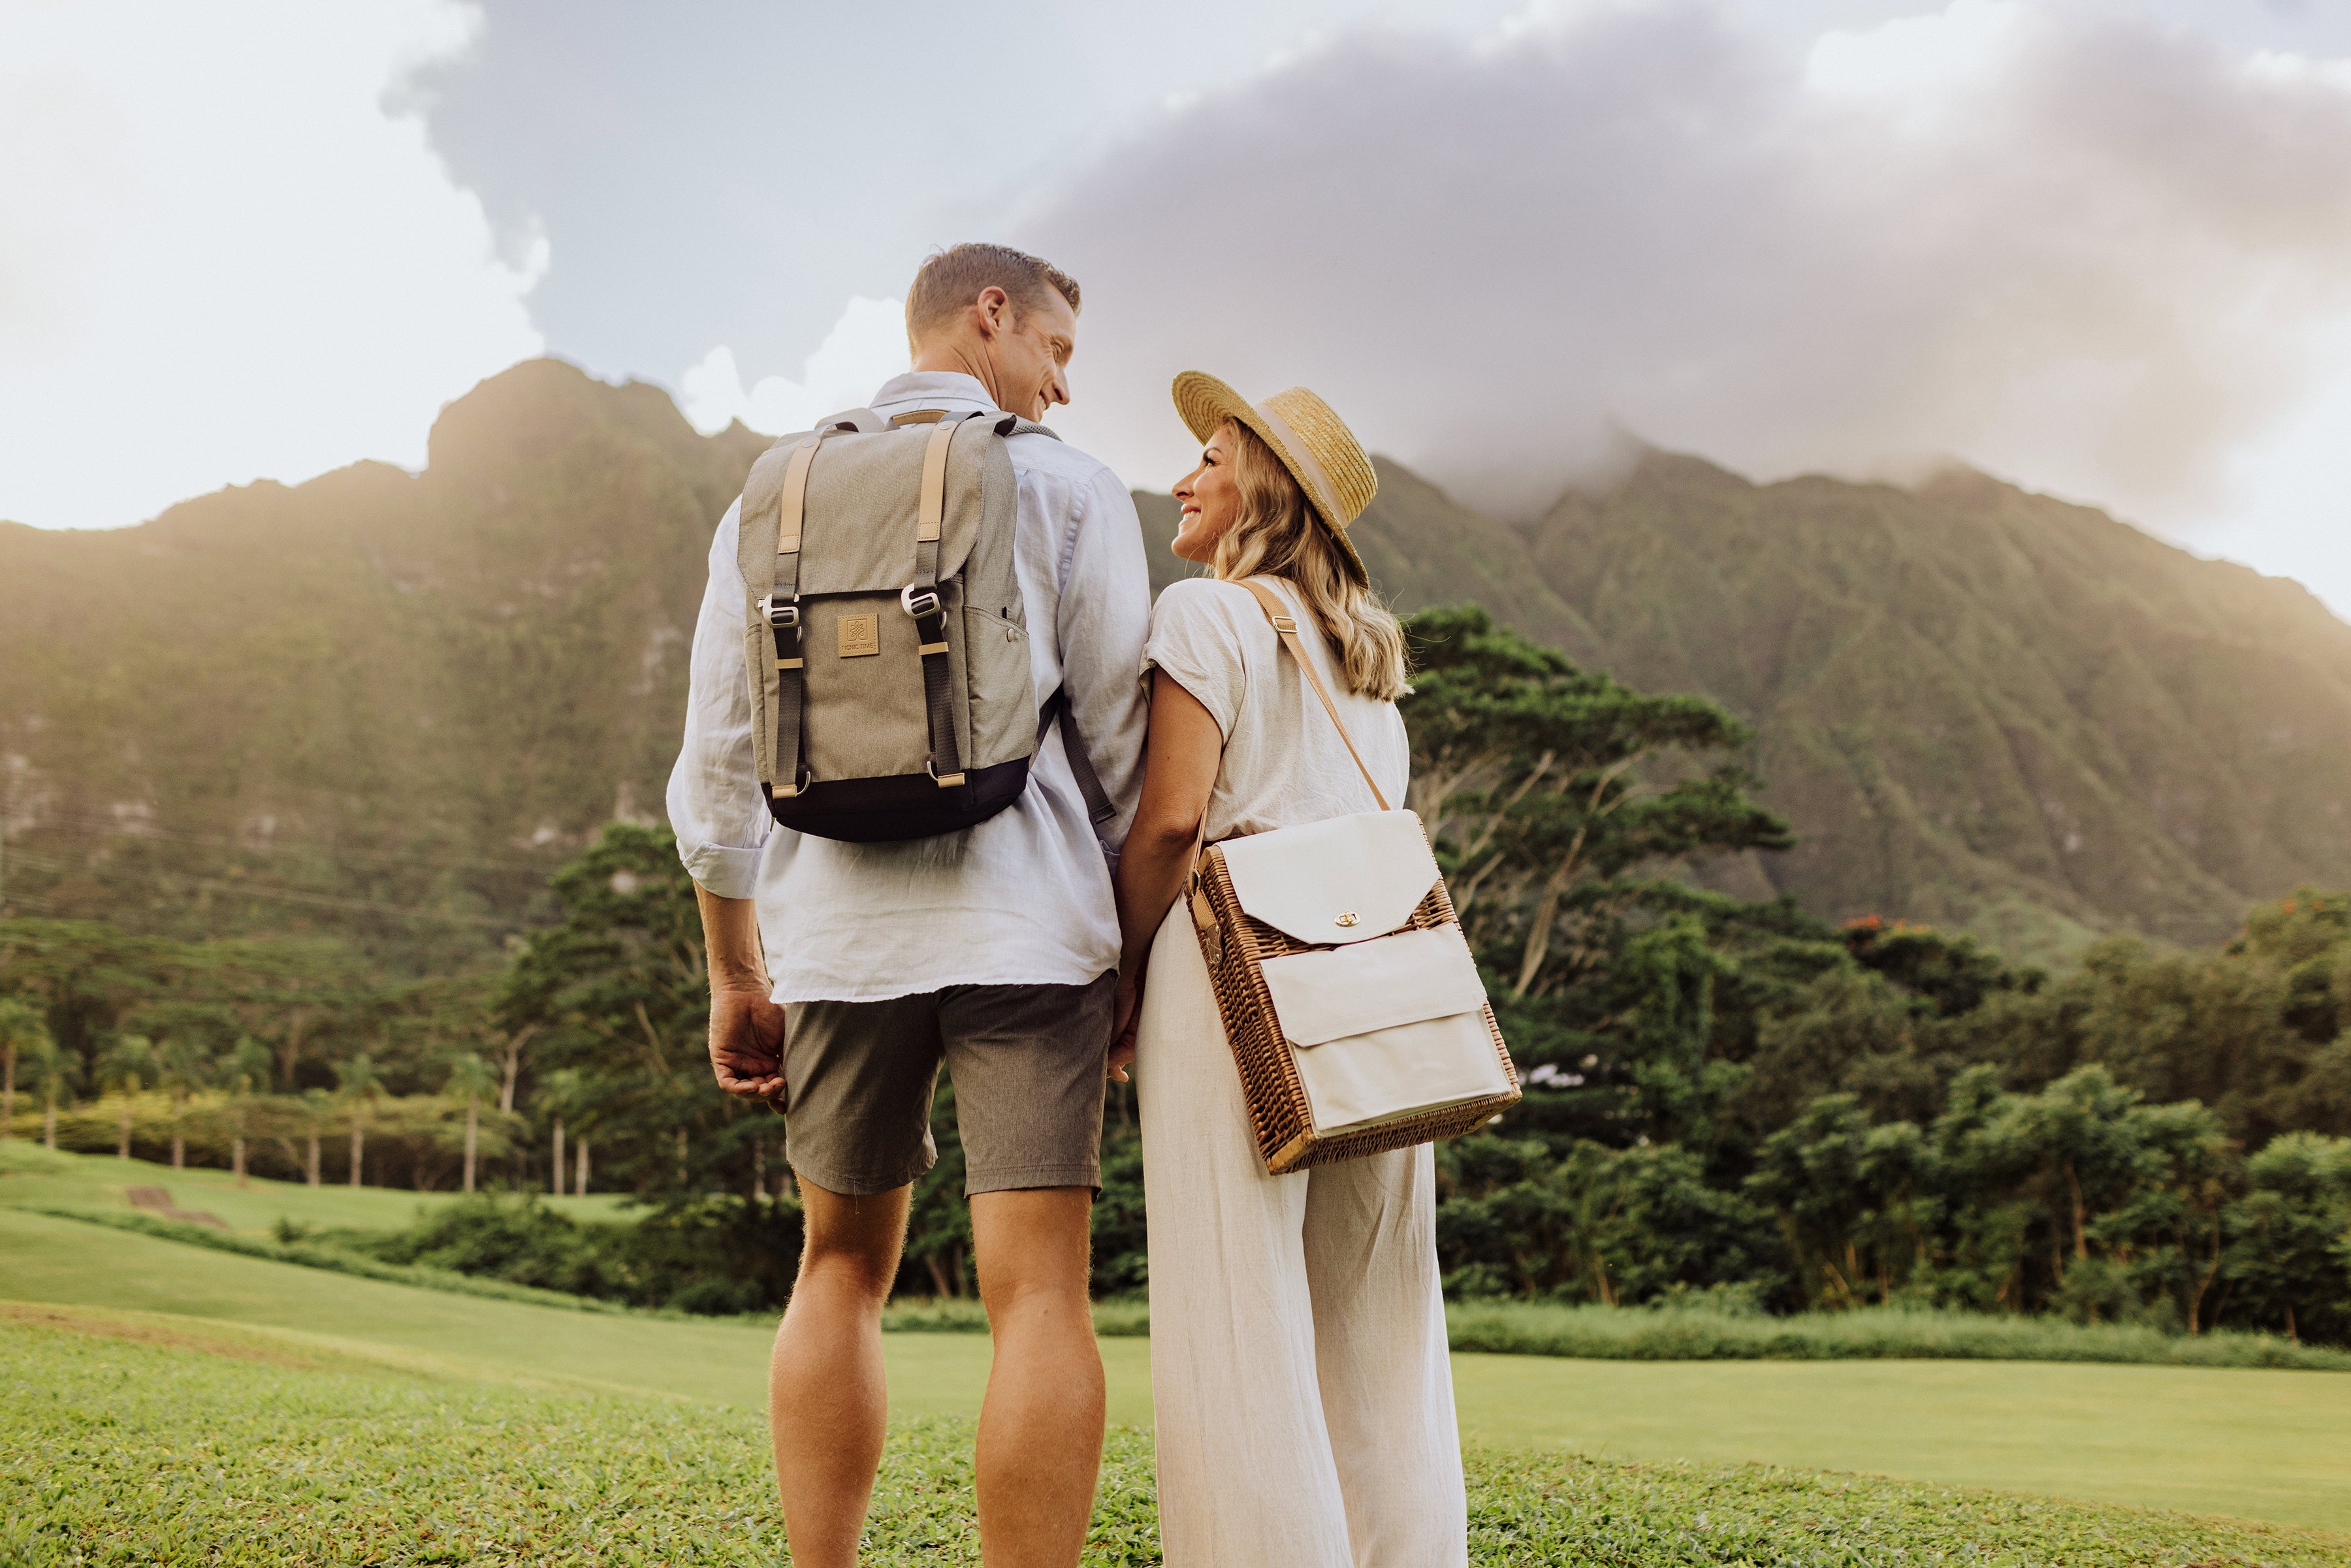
[1134,901,1469,1568]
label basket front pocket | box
[1256,923,1511,1134]
[1256,924,1487,1045]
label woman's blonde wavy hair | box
[1209,418,1410,701]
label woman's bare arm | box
[1108,671,1224,1077]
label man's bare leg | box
[770,1179,910,1568]
[970,1187,1105,1567]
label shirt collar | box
[869,370,999,415]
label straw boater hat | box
[1172,372,1378,579]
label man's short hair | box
[906,243,1081,342]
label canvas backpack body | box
[733,406,1110,842]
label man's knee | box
[796,1180,911,1302]
[971,1187,1094,1311]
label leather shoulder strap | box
[1238,578,1390,812]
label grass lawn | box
[8,1206,2350,1536]
[9,1305,2346,1568]
[0,1206,1155,1425]
[1450,1354,2351,1533]
[0,1142,633,1235]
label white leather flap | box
[1218,810,1440,945]
[1258,924,1488,1046]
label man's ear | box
[974,285,1012,338]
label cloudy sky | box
[5,0,2348,611]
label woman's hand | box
[1108,961,1145,1082]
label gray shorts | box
[781,973,1114,1198]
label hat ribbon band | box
[1252,399,1347,529]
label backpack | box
[733,406,1113,842]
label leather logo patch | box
[837,614,879,658]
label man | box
[667,242,1149,1567]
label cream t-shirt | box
[1143,577,1410,841]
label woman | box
[1109,373,1467,1565]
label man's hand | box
[709,985,789,1105]
[696,886,784,1106]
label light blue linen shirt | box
[666,372,1153,1002]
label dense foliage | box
[5,609,2348,1341]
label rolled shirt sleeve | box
[666,498,773,899]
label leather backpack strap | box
[1238,578,1390,813]
[765,426,843,799]
[907,413,987,788]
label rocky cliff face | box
[6,359,2343,965]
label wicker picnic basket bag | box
[1185,581,1520,1176]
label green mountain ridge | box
[1321,449,2351,959]
[5,358,2344,965]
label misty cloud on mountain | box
[1023,1,2351,530]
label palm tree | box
[540,1066,584,1198]
[30,1034,80,1151]
[0,997,50,1144]
[99,1034,155,1160]
[334,1054,381,1189]
[297,1087,333,1187]
[221,1038,272,1189]
[443,1053,498,1194]
[153,1034,214,1171]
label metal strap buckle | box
[764,597,801,630]
[899,585,942,620]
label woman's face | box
[1171,426,1241,564]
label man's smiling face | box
[992,287,1076,420]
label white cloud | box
[1023,1,2351,567]
[1803,0,2032,109]
[0,0,544,530]
[679,297,911,437]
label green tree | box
[1748,1095,1939,1309]
[539,1066,588,1196]
[1400,605,1791,999]
[443,1053,499,1194]
[28,1030,80,1150]
[99,1034,155,1160]
[0,996,51,1142]
[294,1087,334,1187]
[1437,1132,1783,1305]
[221,1036,272,1189]
[498,824,738,1204]
[334,1053,382,1188]
[152,1032,214,1171]
[0,921,178,1101]
[2220,1132,2351,1343]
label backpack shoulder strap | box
[1035,688,1117,825]
[812,407,889,432]
[882,409,1059,441]
[1238,578,1390,812]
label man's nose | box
[1049,366,1070,406]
